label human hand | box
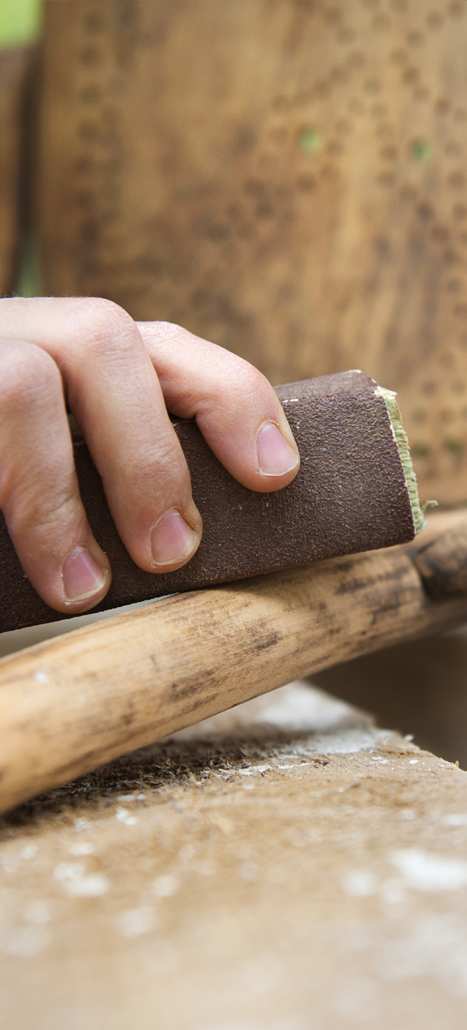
[0,297,300,614]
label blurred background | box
[2,0,467,765]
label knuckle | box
[237,362,270,398]
[127,440,185,486]
[154,321,188,341]
[0,345,60,412]
[9,481,81,541]
[71,298,138,362]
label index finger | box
[137,321,300,493]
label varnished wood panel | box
[36,0,467,502]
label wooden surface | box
[1,509,467,816]
[0,46,31,295]
[36,0,467,504]
[1,680,467,1030]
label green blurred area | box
[0,1,43,295]
[0,0,42,50]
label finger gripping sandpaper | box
[0,371,422,631]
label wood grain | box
[1,696,466,1030]
[0,510,467,815]
[35,0,467,504]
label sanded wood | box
[0,510,466,815]
[36,0,467,504]
[0,686,466,1030]
[0,46,32,296]
[416,521,467,597]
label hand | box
[0,297,300,614]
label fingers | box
[0,298,202,576]
[0,340,111,613]
[0,297,298,619]
[137,321,300,493]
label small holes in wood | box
[80,86,101,105]
[348,98,365,113]
[375,171,395,187]
[335,118,351,135]
[438,351,456,367]
[432,225,449,241]
[347,51,365,68]
[372,14,391,30]
[337,28,355,44]
[448,171,466,189]
[402,67,419,84]
[417,201,433,220]
[391,49,408,65]
[327,139,345,155]
[380,145,397,161]
[296,175,316,191]
[364,78,381,95]
[84,12,106,33]
[449,2,466,17]
[80,48,103,68]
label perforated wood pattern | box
[37,0,467,503]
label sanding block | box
[0,371,422,632]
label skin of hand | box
[0,297,300,614]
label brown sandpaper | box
[0,371,416,632]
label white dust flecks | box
[152,875,179,898]
[379,913,467,996]
[73,818,90,833]
[238,765,271,776]
[344,871,377,898]
[23,901,52,925]
[33,668,49,684]
[1,925,50,958]
[334,975,381,1023]
[443,813,467,827]
[117,907,155,938]
[390,849,467,892]
[20,844,38,861]
[67,841,95,857]
[240,862,258,882]
[53,862,109,897]
[115,807,137,826]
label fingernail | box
[62,546,106,602]
[151,510,198,567]
[257,422,299,477]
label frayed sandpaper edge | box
[376,386,424,535]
